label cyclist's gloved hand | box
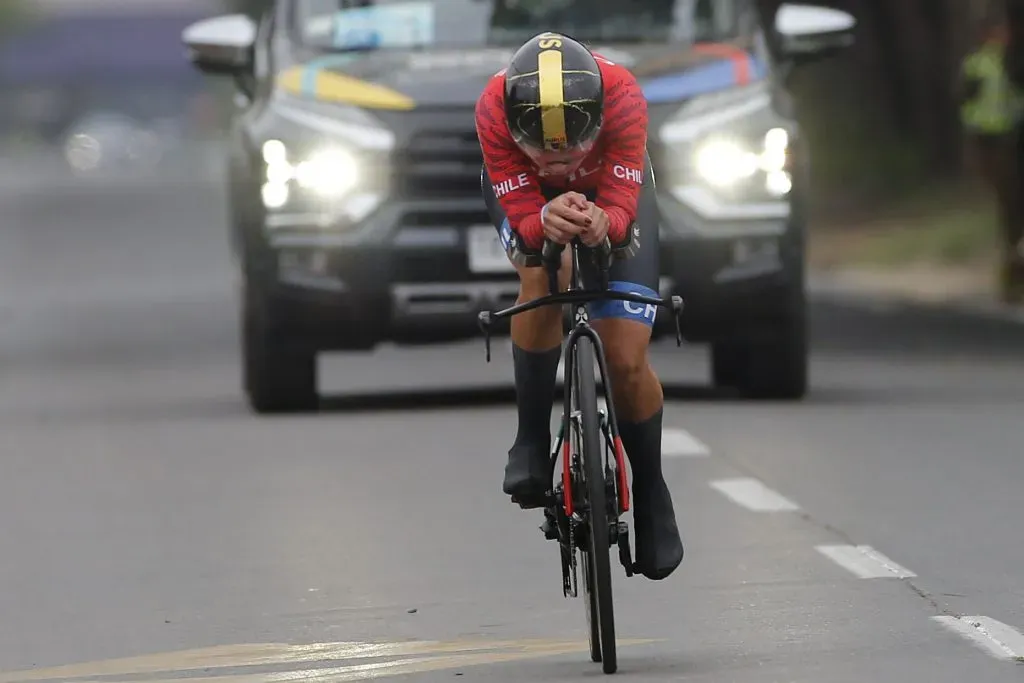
[542,191,591,244]
[579,203,609,247]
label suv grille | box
[397,128,483,200]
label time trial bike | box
[477,236,684,674]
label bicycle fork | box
[599,409,636,578]
[539,323,637,581]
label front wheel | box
[584,540,601,663]
[573,335,617,674]
[241,282,318,414]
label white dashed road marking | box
[662,428,710,457]
[815,544,916,579]
[553,356,712,459]
[931,615,1024,660]
[591,405,709,458]
[709,477,800,512]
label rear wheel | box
[711,286,808,400]
[573,336,617,674]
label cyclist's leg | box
[481,167,571,506]
[587,153,683,580]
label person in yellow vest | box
[960,15,1024,303]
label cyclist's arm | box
[592,65,648,246]
[475,78,548,251]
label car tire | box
[710,290,808,401]
[710,343,743,387]
[241,282,319,415]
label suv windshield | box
[291,0,756,51]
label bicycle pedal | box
[539,510,560,541]
[511,491,551,510]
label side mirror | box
[775,3,856,65]
[182,14,257,76]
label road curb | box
[808,270,1024,325]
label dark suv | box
[183,0,855,413]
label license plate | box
[467,224,514,274]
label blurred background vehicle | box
[0,0,226,182]
[183,0,855,414]
[2,1,1024,677]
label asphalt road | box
[1,179,1023,682]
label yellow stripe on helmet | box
[537,49,567,149]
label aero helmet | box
[503,32,604,153]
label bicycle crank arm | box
[617,521,635,577]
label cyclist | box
[475,31,684,581]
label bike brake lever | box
[478,311,493,362]
[670,295,684,347]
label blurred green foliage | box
[848,198,996,266]
[790,59,933,214]
[0,0,33,40]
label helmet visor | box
[512,117,600,158]
[518,137,594,164]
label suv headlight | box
[261,139,361,205]
[658,83,793,220]
[256,95,394,224]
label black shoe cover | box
[503,441,551,508]
[503,343,561,508]
[619,407,684,580]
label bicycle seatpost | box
[541,239,564,296]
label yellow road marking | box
[0,638,658,683]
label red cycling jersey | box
[474,53,649,251]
